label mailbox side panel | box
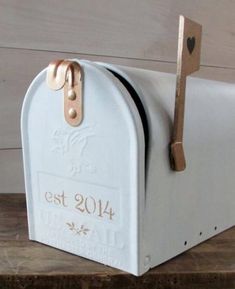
[103,64,235,271]
[21,61,146,275]
[144,73,235,269]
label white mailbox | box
[21,17,235,276]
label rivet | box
[68,89,76,100]
[68,108,77,119]
[144,255,151,267]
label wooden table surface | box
[0,194,234,289]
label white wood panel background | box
[0,0,234,193]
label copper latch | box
[170,15,202,171]
[47,60,83,126]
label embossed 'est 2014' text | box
[45,191,115,220]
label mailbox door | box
[21,60,146,275]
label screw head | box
[68,108,77,119]
[68,89,76,100]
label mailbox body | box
[21,60,235,275]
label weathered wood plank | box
[1,239,235,273]
[0,218,28,241]
[0,47,235,150]
[0,193,26,217]
[0,194,234,289]
[0,0,235,69]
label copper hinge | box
[47,59,83,126]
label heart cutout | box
[187,37,195,54]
